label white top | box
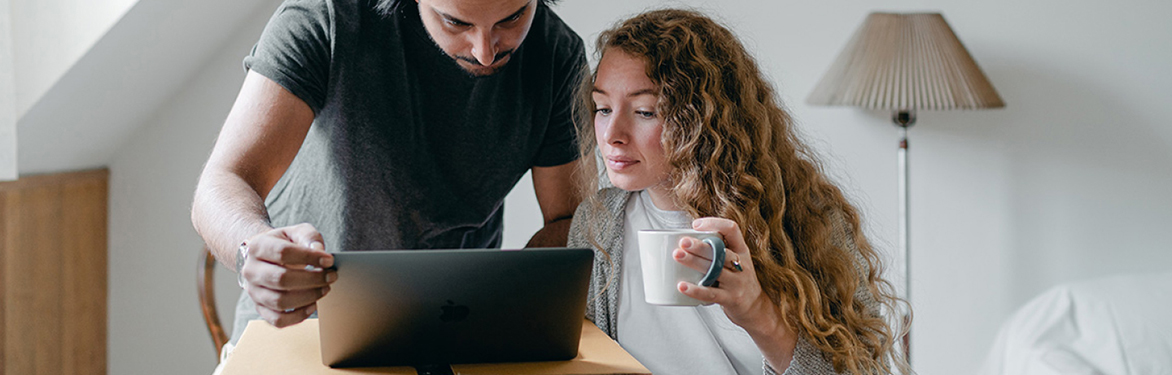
[616,190,764,375]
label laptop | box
[317,247,595,368]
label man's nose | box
[470,29,497,66]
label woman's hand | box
[674,218,778,331]
[674,217,796,371]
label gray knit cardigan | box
[568,187,877,375]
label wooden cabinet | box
[0,169,107,375]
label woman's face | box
[592,49,672,198]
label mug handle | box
[698,237,725,287]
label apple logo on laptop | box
[440,300,470,322]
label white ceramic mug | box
[637,229,725,306]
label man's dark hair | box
[376,0,559,15]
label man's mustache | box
[455,49,515,66]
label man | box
[190,0,585,349]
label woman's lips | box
[606,157,639,171]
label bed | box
[977,272,1172,375]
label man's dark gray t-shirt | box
[230,0,585,343]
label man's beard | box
[420,24,516,77]
[453,50,515,77]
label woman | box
[567,9,910,375]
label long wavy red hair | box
[574,9,911,374]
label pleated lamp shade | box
[807,13,1004,110]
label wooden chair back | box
[197,246,230,361]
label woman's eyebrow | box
[627,88,656,97]
[591,87,656,97]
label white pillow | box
[977,272,1172,375]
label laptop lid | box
[317,248,594,368]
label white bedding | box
[977,272,1172,375]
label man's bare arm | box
[193,70,313,267]
[525,160,582,247]
[191,70,335,327]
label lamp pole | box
[805,11,1005,369]
[893,110,915,363]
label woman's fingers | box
[678,279,752,309]
[725,248,749,273]
[675,244,748,294]
[692,218,749,256]
[673,238,714,273]
[676,237,748,274]
[678,281,725,304]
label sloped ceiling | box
[17,0,277,175]
[11,0,138,116]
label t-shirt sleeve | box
[243,0,333,114]
[532,34,587,168]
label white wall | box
[104,0,1172,374]
[0,0,14,180]
[106,3,275,374]
[9,0,136,115]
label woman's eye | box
[635,110,656,119]
[594,108,612,116]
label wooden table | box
[220,319,650,375]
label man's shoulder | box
[528,4,585,58]
[326,0,376,14]
[316,0,394,31]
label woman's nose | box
[602,113,631,145]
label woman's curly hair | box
[574,9,911,375]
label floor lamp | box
[806,12,1004,362]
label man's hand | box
[239,223,337,328]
